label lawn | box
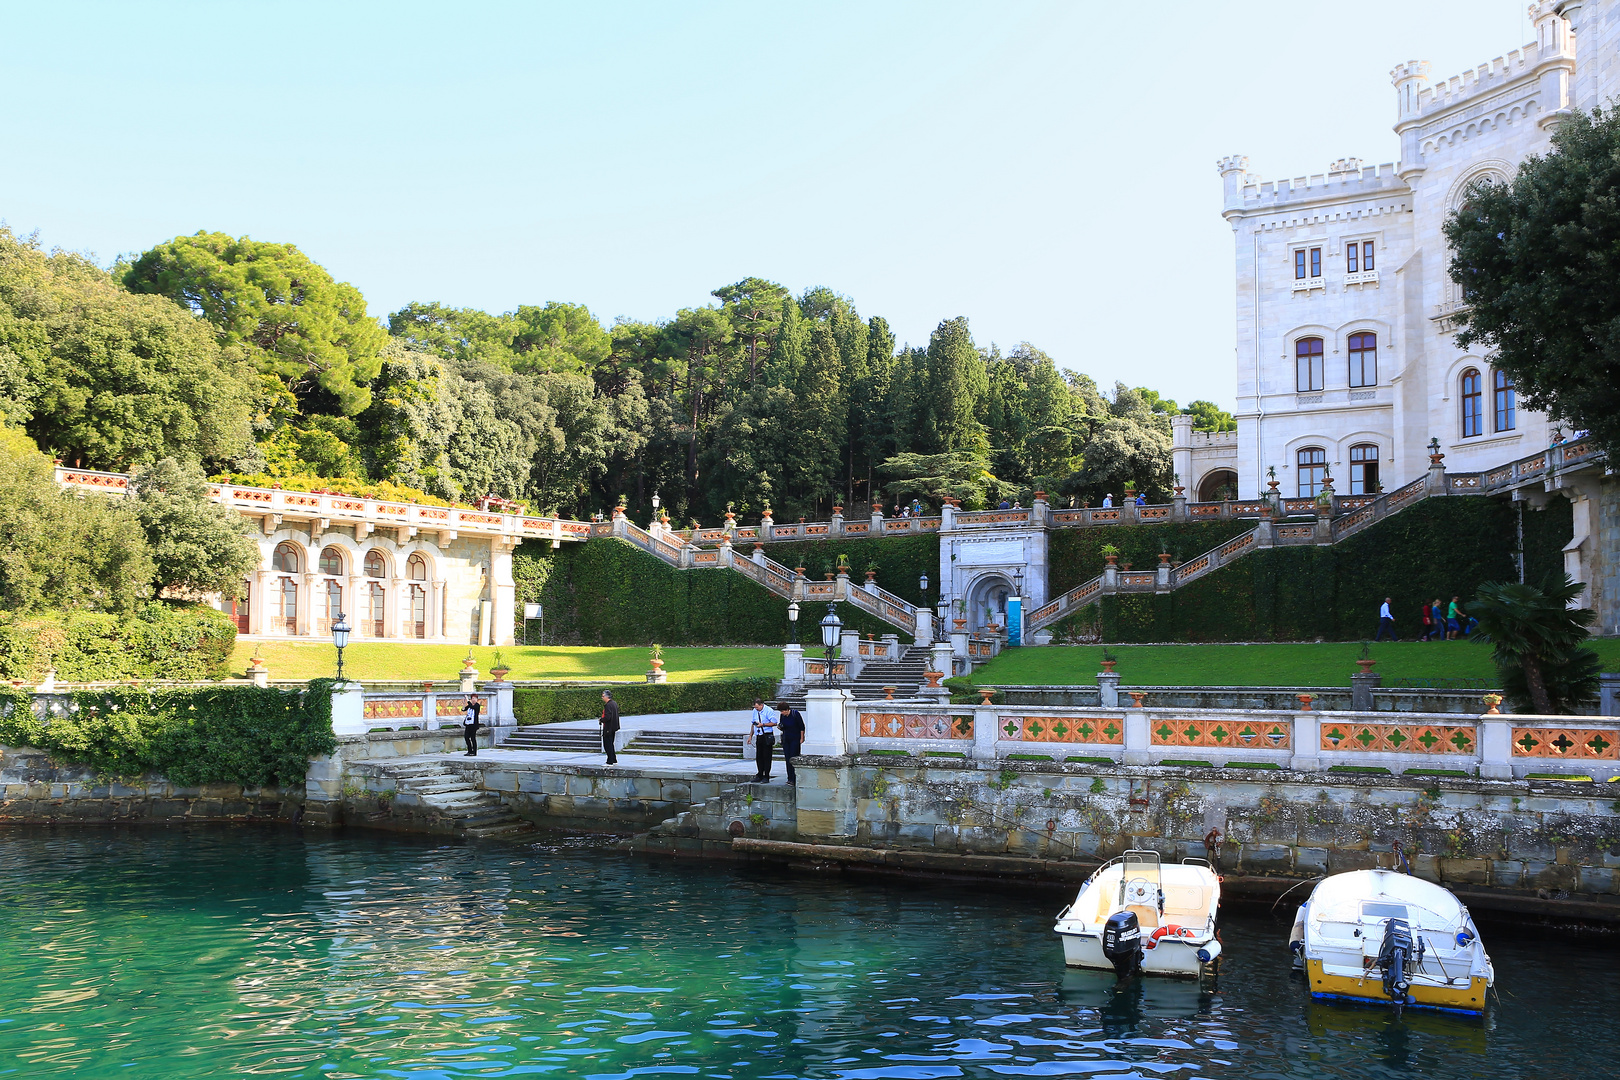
[970,639,1620,688]
[229,641,781,684]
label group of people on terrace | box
[1374,596,1475,642]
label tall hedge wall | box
[1520,494,1574,587]
[0,604,236,682]
[1096,496,1518,642]
[514,536,934,646]
[1047,521,1257,596]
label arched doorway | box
[965,573,1014,634]
[1197,470,1238,502]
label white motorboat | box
[1289,869,1494,1014]
[1054,850,1221,981]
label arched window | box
[1347,332,1377,388]
[1349,444,1380,495]
[277,577,298,634]
[408,584,427,638]
[322,579,342,633]
[273,542,300,574]
[1297,447,1327,496]
[367,581,385,637]
[1461,369,1483,437]
[364,550,386,578]
[1494,369,1516,431]
[1296,337,1324,392]
[407,553,428,581]
[318,546,343,576]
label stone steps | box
[503,727,604,752]
[371,760,532,838]
[624,731,745,758]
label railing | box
[361,692,492,732]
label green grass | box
[1065,756,1113,765]
[1225,761,1282,770]
[230,641,781,683]
[971,639,1620,688]
[1328,764,1392,775]
[1158,759,1214,768]
[1404,768,1472,777]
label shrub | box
[513,677,780,724]
[0,603,236,682]
[0,681,335,786]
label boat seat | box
[1127,904,1159,930]
[1162,884,1213,920]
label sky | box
[0,0,1542,410]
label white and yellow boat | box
[1054,850,1221,981]
[1290,869,1493,1014]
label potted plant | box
[1101,543,1120,566]
[1296,693,1317,711]
[1355,641,1377,674]
[1099,648,1118,674]
[1123,481,1137,498]
[837,553,850,574]
[489,650,511,681]
[1481,693,1503,715]
[723,501,736,529]
[649,644,664,672]
[865,561,878,582]
[248,649,267,674]
[922,670,944,688]
[1121,560,1133,571]
[1158,552,1171,565]
[952,597,968,631]
[832,504,844,516]
[1173,472,1184,498]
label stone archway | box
[965,573,1014,634]
[1198,470,1238,502]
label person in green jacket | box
[1446,596,1462,640]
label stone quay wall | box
[0,746,297,824]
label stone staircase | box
[374,759,533,838]
[850,645,933,701]
[502,726,604,753]
[623,730,746,758]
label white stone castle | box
[1190,0,1620,503]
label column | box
[300,572,317,636]
[489,538,515,646]
[1171,414,1193,499]
[330,682,367,735]
[348,575,365,636]
[781,643,805,688]
[250,568,272,635]
[971,700,998,762]
[429,580,446,640]
[1479,715,1513,780]
[1290,710,1322,772]
[1122,703,1150,765]
[801,687,852,756]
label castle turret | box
[1535,0,1576,128]
[1216,155,1249,219]
[1390,60,1431,181]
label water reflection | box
[0,825,1614,1079]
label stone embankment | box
[0,746,297,824]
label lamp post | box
[819,602,842,687]
[331,611,351,683]
[651,491,660,528]
[919,572,931,642]
[787,600,800,644]
[1012,567,1024,597]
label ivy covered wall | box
[1047,521,1257,596]
[1097,497,1519,642]
[1520,494,1575,587]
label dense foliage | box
[1466,575,1600,714]
[1445,107,1620,462]
[1089,497,1518,642]
[1046,521,1257,596]
[0,605,237,682]
[0,681,334,785]
[513,678,779,724]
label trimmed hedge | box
[515,536,929,646]
[1520,494,1574,587]
[1097,497,1518,642]
[1047,521,1256,596]
[0,681,335,786]
[514,677,780,724]
[0,603,236,682]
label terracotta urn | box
[1033,490,1046,501]
[833,505,843,516]
[650,658,664,672]
[1100,660,1117,674]
[1128,691,1147,707]
[1105,554,1118,566]
[794,567,806,576]
[1158,553,1171,565]
[754,542,764,552]
[865,570,877,582]
[1174,486,1185,497]
[923,670,944,688]
[1356,658,1377,674]
[977,687,995,705]
[824,573,835,581]
[953,618,968,631]
[1482,693,1503,715]
[883,685,897,701]
[490,666,511,681]
[1121,562,1132,571]
[420,680,433,690]
[1297,694,1316,711]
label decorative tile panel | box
[860,712,971,739]
[1155,717,1291,749]
[1511,727,1619,759]
[363,698,424,720]
[1000,714,1123,744]
[436,695,492,717]
[1320,722,1475,754]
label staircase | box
[623,730,746,758]
[502,726,605,753]
[850,645,933,701]
[374,759,533,838]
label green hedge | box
[0,681,335,786]
[1047,521,1256,596]
[1521,495,1574,587]
[0,603,236,682]
[1097,497,1518,642]
[515,536,928,646]
[514,677,780,724]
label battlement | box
[1412,42,1543,118]
[1231,161,1405,209]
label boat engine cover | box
[1101,910,1143,978]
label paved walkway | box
[416,746,764,777]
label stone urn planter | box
[883,686,897,701]
[923,670,944,688]
[1297,694,1317,711]
[952,618,968,631]
[1482,693,1503,715]
[489,665,511,681]
[977,687,995,705]
[1121,562,1132,571]
[1127,691,1147,707]
[865,570,877,582]
[420,680,433,691]
[832,505,843,516]
[1105,554,1118,566]
[794,567,806,577]
[1100,660,1117,674]
[1158,553,1171,565]
[1033,490,1046,502]
[1356,658,1377,674]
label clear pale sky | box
[1,1,1538,410]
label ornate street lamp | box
[819,603,842,687]
[331,611,351,683]
[1012,567,1024,597]
[787,600,800,644]
[919,572,931,642]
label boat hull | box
[1304,958,1489,1014]
[1059,930,1208,978]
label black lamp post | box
[919,572,931,642]
[819,602,842,687]
[1012,567,1024,597]
[332,611,351,682]
[787,600,800,644]
[651,491,660,527]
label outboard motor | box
[1101,910,1143,980]
[1375,918,1421,1004]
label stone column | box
[1122,704,1150,765]
[348,574,366,636]
[1479,715,1513,779]
[1350,671,1380,711]
[971,700,998,761]
[488,538,515,646]
[829,508,844,539]
[1290,710,1322,772]
[802,687,852,756]
[250,568,272,634]
[485,678,515,745]
[781,643,805,689]
[429,580,445,641]
[300,572,318,636]
[1171,414,1193,500]
[1097,671,1120,708]
[330,681,367,736]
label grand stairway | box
[373,759,533,838]
[850,644,933,701]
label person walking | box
[1101,493,1114,508]
[1446,595,1462,640]
[1375,597,1396,641]
[599,690,620,765]
[748,698,776,782]
[461,694,482,756]
[1419,599,1434,641]
[776,701,806,785]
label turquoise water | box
[0,826,1616,1079]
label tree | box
[1466,575,1600,714]
[1072,384,1173,502]
[920,317,989,455]
[132,458,259,598]
[1444,107,1620,461]
[1184,400,1236,432]
[125,232,388,415]
[712,278,789,383]
[0,229,256,470]
[0,428,152,613]
[879,450,999,509]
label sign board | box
[524,603,542,619]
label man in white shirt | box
[747,698,777,782]
[1375,598,1396,641]
[1101,494,1113,508]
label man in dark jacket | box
[461,695,481,756]
[600,690,620,765]
[776,701,806,785]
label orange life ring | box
[1145,924,1197,949]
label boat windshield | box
[1362,902,1408,920]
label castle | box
[1201,1,1619,505]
